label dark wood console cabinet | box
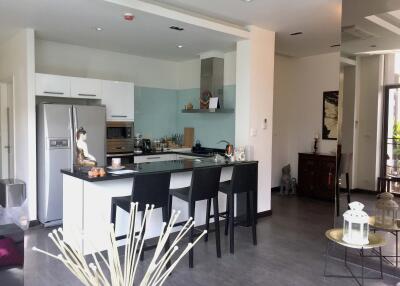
[298,153,336,201]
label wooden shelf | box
[181,108,234,114]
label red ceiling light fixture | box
[123,13,135,21]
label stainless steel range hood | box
[182,56,233,113]
[200,57,224,108]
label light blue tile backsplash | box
[134,85,235,148]
[177,86,235,148]
[134,87,178,138]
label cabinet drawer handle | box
[111,115,128,118]
[44,91,64,95]
[107,153,134,157]
[147,157,161,160]
[78,93,97,97]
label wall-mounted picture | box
[322,90,339,140]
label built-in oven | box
[106,121,134,165]
[106,151,134,166]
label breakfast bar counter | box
[61,158,242,181]
[62,158,256,255]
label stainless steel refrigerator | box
[37,103,106,226]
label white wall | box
[272,55,292,188]
[340,65,356,184]
[36,40,179,89]
[36,40,237,90]
[236,26,275,212]
[0,29,36,220]
[353,55,384,190]
[272,52,340,187]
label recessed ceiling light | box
[123,13,135,21]
[95,27,103,31]
[170,26,184,31]
[177,45,183,49]
[290,32,303,36]
[241,0,253,2]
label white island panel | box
[63,175,84,252]
[63,167,233,255]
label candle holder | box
[313,137,319,154]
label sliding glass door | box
[383,85,400,193]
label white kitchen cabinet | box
[134,154,176,163]
[35,73,71,97]
[176,154,201,160]
[134,153,202,163]
[101,80,134,121]
[70,77,101,99]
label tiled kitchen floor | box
[23,193,400,285]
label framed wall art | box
[322,90,339,140]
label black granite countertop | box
[133,151,212,158]
[61,158,257,182]
[132,148,225,158]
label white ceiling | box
[0,0,343,61]
[0,0,242,61]
[341,0,400,56]
[151,0,342,57]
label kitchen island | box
[62,158,257,255]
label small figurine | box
[280,164,297,195]
[76,127,97,167]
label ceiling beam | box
[365,15,400,36]
[104,0,250,39]
[340,56,356,66]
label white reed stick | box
[33,202,207,286]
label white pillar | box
[235,26,275,212]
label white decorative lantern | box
[375,192,399,227]
[343,202,369,245]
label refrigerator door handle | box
[73,106,78,135]
[73,107,78,167]
[69,107,76,171]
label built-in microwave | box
[106,121,133,140]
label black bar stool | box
[218,162,258,254]
[169,166,222,268]
[110,172,171,261]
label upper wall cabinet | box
[101,80,134,121]
[35,73,135,122]
[70,77,101,99]
[35,73,71,97]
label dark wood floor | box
[23,193,400,285]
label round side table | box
[324,228,386,286]
[369,216,400,267]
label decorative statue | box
[200,90,212,109]
[76,127,97,167]
[280,164,297,195]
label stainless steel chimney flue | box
[200,57,224,108]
